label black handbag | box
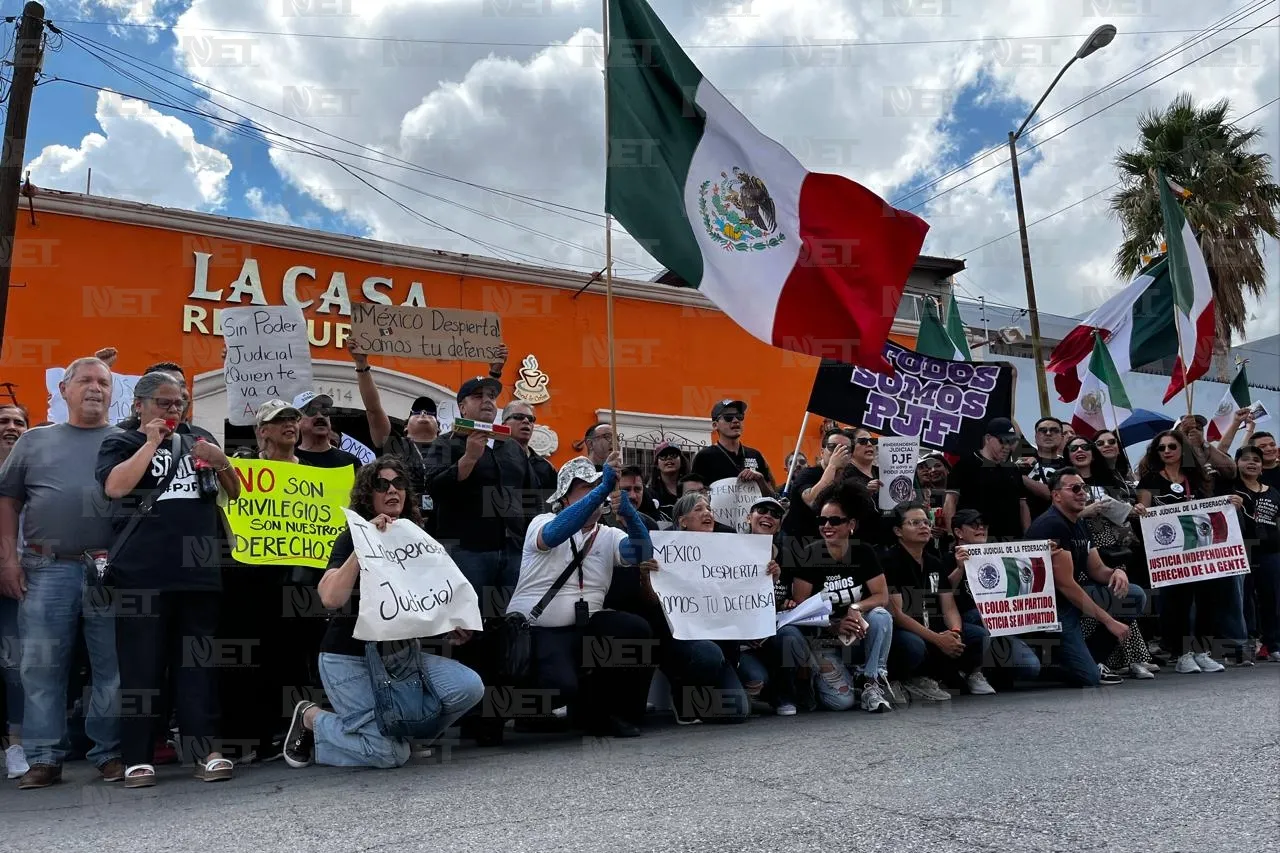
[365,639,443,740]
[492,529,598,684]
[85,434,186,587]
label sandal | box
[123,764,156,788]
[194,756,234,783]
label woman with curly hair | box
[281,456,484,769]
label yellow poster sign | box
[224,459,355,568]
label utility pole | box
[0,2,46,356]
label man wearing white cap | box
[291,392,360,474]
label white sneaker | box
[1268,652,1280,662]
[1128,662,1156,680]
[903,676,952,701]
[1193,652,1226,673]
[1175,653,1202,673]
[878,675,908,706]
[859,681,892,713]
[775,702,798,717]
[966,671,997,695]
[1143,660,1161,672]
[5,744,28,780]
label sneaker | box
[282,701,316,769]
[965,671,997,695]
[5,744,28,780]
[879,675,908,706]
[1098,664,1123,685]
[775,703,798,717]
[1175,652,1201,674]
[1143,660,1161,672]
[672,711,702,726]
[1256,644,1270,661]
[903,676,952,702]
[1268,652,1280,663]
[1128,662,1156,680]
[1192,652,1226,673]
[859,681,892,713]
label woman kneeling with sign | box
[282,457,484,769]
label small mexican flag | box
[1173,512,1230,550]
[916,296,972,361]
[1003,556,1047,597]
[604,0,929,371]
[1070,332,1133,438]
[1157,169,1215,403]
[1207,364,1251,442]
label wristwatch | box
[850,603,862,612]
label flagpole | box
[602,0,619,453]
[782,412,811,497]
[1172,303,1194,418]
[1095,330,1123,431]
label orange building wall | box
[3,208,915,468]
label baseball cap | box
[918,450,950,468]
[292,391,333,412]
[711,399,747,420]
[750,496,785,514]
[409,396,438,417]
[654,440,682,458]
[952,509,987,529]
[256,399,303,425]
[985,417,1017,440]
[457,376,502,403]
[548,456,605,505]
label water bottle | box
[193,437,220,498]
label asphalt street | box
[1,666,1276,853]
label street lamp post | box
[1009,24,1116,418]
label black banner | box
[806,342,1015,454]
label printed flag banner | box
[1141,496,1249,588]
[1207,365,1251,442]
[1071,332,1134,438]
[962,540,1059,637]
[807,341,1015,454]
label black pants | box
[531,610,655,728]
[114,590,220,766]
[1159,581,1217,657]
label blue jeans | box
[1214,575,1249,654]
[663,639,749,720]
[1045,603,1100,687]
[314,651,484,768]
[17,555,120,767]
[1,595,22,729]
[812,606,893,711]
[962,609,1041,681]
[738,625,810,706]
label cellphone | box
[574,599,590,628]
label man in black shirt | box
[1253,432,1280,491]
[581,422,615,471]
[944,417,1031,540]
[690,399,775,494]
[1023,417,1068,519]
[291,392,361,473]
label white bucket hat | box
[548,456,604,505]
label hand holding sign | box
[350,304,505,363]
[709,478,762,533]
[876,436,919,511]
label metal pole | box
[602,0,618,454]
[0,2,46,356]
[781,411,810,497]
[1008,131,1052,418]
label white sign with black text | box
[876,436,919,511]
[709,478,763,533]
[648,531,775,641]
[221,306,313,426]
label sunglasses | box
[854,437,877,446]
[657,452,682,461]
[303,405,332,417]
[373,476,407,493]
[410,409,436,418]
[752,505,784,519]
[505,413,536,424]
[1068,443,1093,453]
[1158,443,1181,452]
[719,413,744,423]
[817,515,849,527]
[1095,438,1118,447]
[1037,426,1062,435]
[1055,483,1086,494]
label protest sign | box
[962,540,1060,636]
[1141,496,1249,588]
[223,459,354,568]
[340,433,376,465]
[709,478,762,533]
[350,303,505,363]
[221,306,312,426]
[649,531,775,641]
[45,368,140,425]
[807,342,1015,454]
[344,511,483,642]
[876,436,918,511]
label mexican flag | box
[1003,556,1047,597]
[1207,364,1251,442]
[1070,332,1133,438]
[1158,168,1215,403]
[604,0,929,371]
[1175,512,1230,550]
[1047,255,1178,403]
[916,296,972,361]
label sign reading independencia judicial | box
[807,343,1015,453]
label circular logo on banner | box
[1155,523,1177,546]
[978,563,1001,590]
[889,476,915,503]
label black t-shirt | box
[1233,481,1280,558]
[794,539,883,617]
[95,427,223,592]
[318,530,363,657]
[691,442,773,489]
[1258,465,1280,492]
[646,481,680,523]
[378,433,438,534]
[1026,507,1093,594]
[879,542,944,627]
[1026,455,1069,519]
[782,465,824,538]
[294,445,361,475]
[422,433,512,550]
[940,550,976,615]
[1137,470,1203,506]
[947,452,1026,539]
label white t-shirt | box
[507,513,627,628]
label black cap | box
[952,509,986,529]
[985,417,1017,439]
[456,376,502,403]
[409,396,437,417]
[711,399,747,420]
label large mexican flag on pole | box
[604,0,929,371]
[1070,332,1133,438]
[1157,168,1215,403]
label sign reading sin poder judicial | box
[349,303,506,362]
[223,459,355,568]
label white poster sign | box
[1141,496,1250,588]
[649,531,775,641]
[221,306,313,426]
[340,433,376,465]
[709,477,762,533]
[45,368,141,425]
[962,540,1060,637]
[345,510,483,641]
[876,436,919,511]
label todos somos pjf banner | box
[222,459,355,568]
[962,540,1060,637]
[1140,496,1249,588]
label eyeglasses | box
[303,405,332,417]
[719,413,744,423]
[147,396,186,411]
[373,476,407,493]
[854,437,877,446]
[900,518,931,528]
[505,413,536,424]
[1055,483,1086,494]
[817,515,849,527]
[1095,438,1118,447]
[1158,443,1181,452]
[752,505,784,519]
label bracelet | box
[216,462,232,472]
[355,366,371,374]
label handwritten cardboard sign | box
[221,306,312,426]
[223,458,354,568]
[350,304,505,362]
[709,477,763,533]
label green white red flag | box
[1157,169,1215,403]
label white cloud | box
[27,90,232,211]
[245,186,294,224]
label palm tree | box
[1110,93,1280,341]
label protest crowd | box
[0,343,1277,790]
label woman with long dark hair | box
[1093,429,1134,483]
[281,456,484,769]
[1231,445,1280,663]
[645,441,687,523]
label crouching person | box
[508,456,655,737]
[283,458,484,769]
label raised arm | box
[348,341,391,449]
